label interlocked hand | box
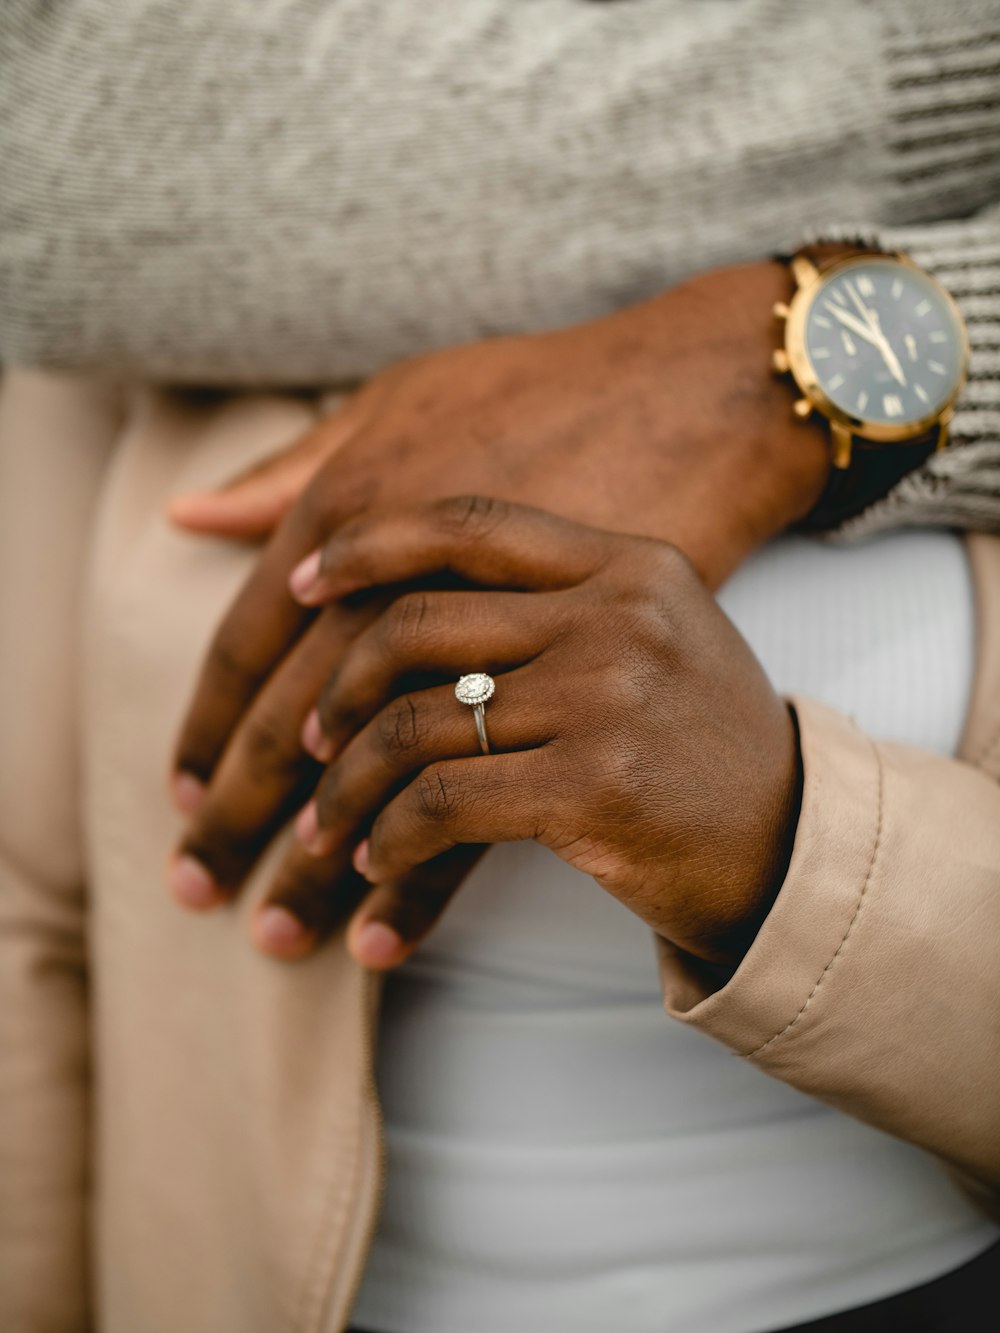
[171,497,801,971]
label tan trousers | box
[0,374,381,1331]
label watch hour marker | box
[814,315,831,328]
[891,278,904,299]
[813,347,831,359]
[828,373,845,390]
[856,275,875,297]
[905,334,918,361]
[928,360,947,374]
[915,384,929,404]
[915,300,931,317]
[832,288,847,306]
[929,330,947,342]
[841,330,857,355]
[883,394,903,417]
[856,390,869,412]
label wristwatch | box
[772,242,969,527]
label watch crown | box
[793,398,813,419]
[772,301,790,321]
[771,348,790,374]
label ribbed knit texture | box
[1,1,998,533]
[815,5,1000,537]
[818,204,1000,538]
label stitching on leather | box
[294,1011,367,1333]
[745,740,885,1061]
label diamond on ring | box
[455,673,495,707]
[455,673,495,754]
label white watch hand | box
[826,298,908,388]
[866,307,908,387]
[845,279,877,329]
[824,302,883,348]
[844,279,908,387]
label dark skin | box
[287,497,802,969]
[166,260,831,966]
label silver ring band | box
[455,673,496,756]
[472,703,490,755]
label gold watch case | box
[773,251,969,470]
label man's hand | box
[166,262,830,951]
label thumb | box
[167,407,360,540]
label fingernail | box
[301,709,333,762]
[289,550,322,600]
[355,920,403,969]
[295,800,319,847]
[170,771,206,816]
[254,905,314,956]
[167,854,223,910]
[353,839,370,878]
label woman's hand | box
[260,497,801,970]
[165,262,825,932]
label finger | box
[289,495,612,606]
[311,589,559,761]
[303,664,555,860]
[171,517,320,791]
[170,391,393,792]
[167,597,384,907]
[344,845,486,969]
[167,430,338,538]
[167,391,373,538]
[362,749,551,884]
[249,842,371,959]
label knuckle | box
[607,536,691,594]
[317,667,345,732]
[414,763,459,823]
[318,665,373,741]
[382,591,432,656]
[292,478,338,535]
[375,695,423,761]
[209,629,262,694]
[314,769,348,830]
[652,539,695,586]
[436,493,510,537]
[241,712,297,781]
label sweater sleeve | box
[1,0,996,388]
[813,1,1000,537]
[654,674,1000,1193]
[812,202,1000,540]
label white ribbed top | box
[349,528,998,1333]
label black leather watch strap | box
[780,242,940,531]
[795,429,939,531]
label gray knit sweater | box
[1,0,999,535]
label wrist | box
[675,701,804,968]
[635,261,833,588]
[711,260,833,530]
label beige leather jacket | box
[1,372,998,1333]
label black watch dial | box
[803,258,965,427]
